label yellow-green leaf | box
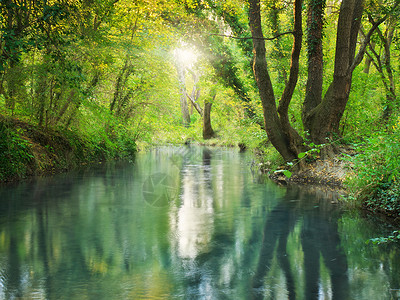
[298,152,306,159]
[283,170,292,178]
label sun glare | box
[174,48,197,67]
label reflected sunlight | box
[173,167,214,259]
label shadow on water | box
[251,186,349,299]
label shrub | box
[346,116,400,216]
[0,122,34,181]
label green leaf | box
[283,170,292,178]
[298,152,306,159]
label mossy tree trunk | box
[302,0,325,130]
[248,0,304,163]
[303,0,364,145]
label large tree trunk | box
[302,0,325,131]
[268,3,288,84]
[203,93,215,140]
[304,0,364,144]
[248,0,303,162]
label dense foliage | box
[346,116,400,219]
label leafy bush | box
[367,231,400,245]
[0,122,34,181]
[346,116,400,216]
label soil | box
[270,157,351,189]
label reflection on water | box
[252,187,350,299]
[174,149,214,259]
[0,146,400,299]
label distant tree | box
[360,4,399,120]
[174,55,191,127]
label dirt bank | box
[270,157,350,188]
[264,153,400,226]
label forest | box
[0,0,399,220]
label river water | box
[0,146,399,299]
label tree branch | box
[349,1,399,73]
[209,31,295,41]
[185,92,203,116]
[278,0,302,117]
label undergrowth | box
[345,116,400,219]
[0,116,136,182]
[0,122,34,181]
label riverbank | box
[259,148,400,225]
[2,118,399,227]
[269,157,349,188]
[0,115,136,183]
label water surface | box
[0,146,399,299]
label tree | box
[174,54,217,139]
[302,0,364,145]
[169,1,258,120]
[248,0,398,162]
[0,0,44,111]
[302,0,325,129]
[0,0,184,145]
[361,7,399,120]
[248,0,304,162]
[174,51,192,127]
[202,87,216,140]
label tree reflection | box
[252,186,349,299]
[174,147,215,259]
[251,192,298,298]
[1,148,400,299]
[4,235,22,299]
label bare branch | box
[349,1,400,73]
[185,92,203,116]
[209,31,295,41]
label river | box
[0,146,399,299]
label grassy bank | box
[0,115,136,182]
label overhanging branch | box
[349,1,400,73]
[209,31,295,41]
